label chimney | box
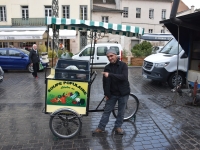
[191,5,195,13]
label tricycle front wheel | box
[49,109,82,139]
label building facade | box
[92,0,172,52]
[0,0,91,53]
[92,0,123,44]
[120,0,172,51]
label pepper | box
[60,96,66,104]
[51,98,58,103]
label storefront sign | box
[46,79,88,114]
[0,36,43,40]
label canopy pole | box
[164,25,180,108]
[52,25,55,67]
[176,25,180,88]
[89,31,94,75]
[91,32,97,75]
[46,25,49,53]
[52,0,59,59]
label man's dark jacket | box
[29,49,40,63]
[103,59,130,98]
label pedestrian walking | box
[29,44,40,78]
[93,48,130,135]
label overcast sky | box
[182,0,200,9]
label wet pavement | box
[0,68,200,150]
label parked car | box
[72,43,123,68]
[0,48,49,73]
[0,66,4,83]
[151,46,164,54]
[142,38,188,88]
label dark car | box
[0,48,48,73]
[0,66,4,83]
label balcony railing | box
[12,18,45,26]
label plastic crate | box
[54,59,90,82]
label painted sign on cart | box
[46,79,88,114]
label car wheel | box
[168,72,185,88]
[28,64,33,73]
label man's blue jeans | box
[98,94,129,130]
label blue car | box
[0,48,48,73]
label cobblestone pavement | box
[0,68,200,150]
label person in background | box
[29,44,40,78]
[93,48,130,135]
[59,42,64,50]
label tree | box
[131,41,152,57]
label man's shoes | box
[35,76,38,79]
[114,128,124,135]
[92,128,105,134]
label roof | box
[92,5,123,13]
[93,0,116,4]
[160,11,200,54]
[177,9,191,15]
[160,11,200,29]
[177,0,189,13]
[46,17,144,37]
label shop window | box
[20,42,36,50]
[45,41,52,48]
[3,42,8,48]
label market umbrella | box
[45,17,144,68]
[46,17,144,37]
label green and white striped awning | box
[46,17,144,37]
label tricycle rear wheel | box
[112,93,139,121]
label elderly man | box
[93,48,130,135]
[29,44,40,78]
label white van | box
[142,38,188,88]
[72,43,123,68]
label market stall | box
[44,16,144,138]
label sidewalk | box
[0,68,200,150]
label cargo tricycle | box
[44,17,144,138]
